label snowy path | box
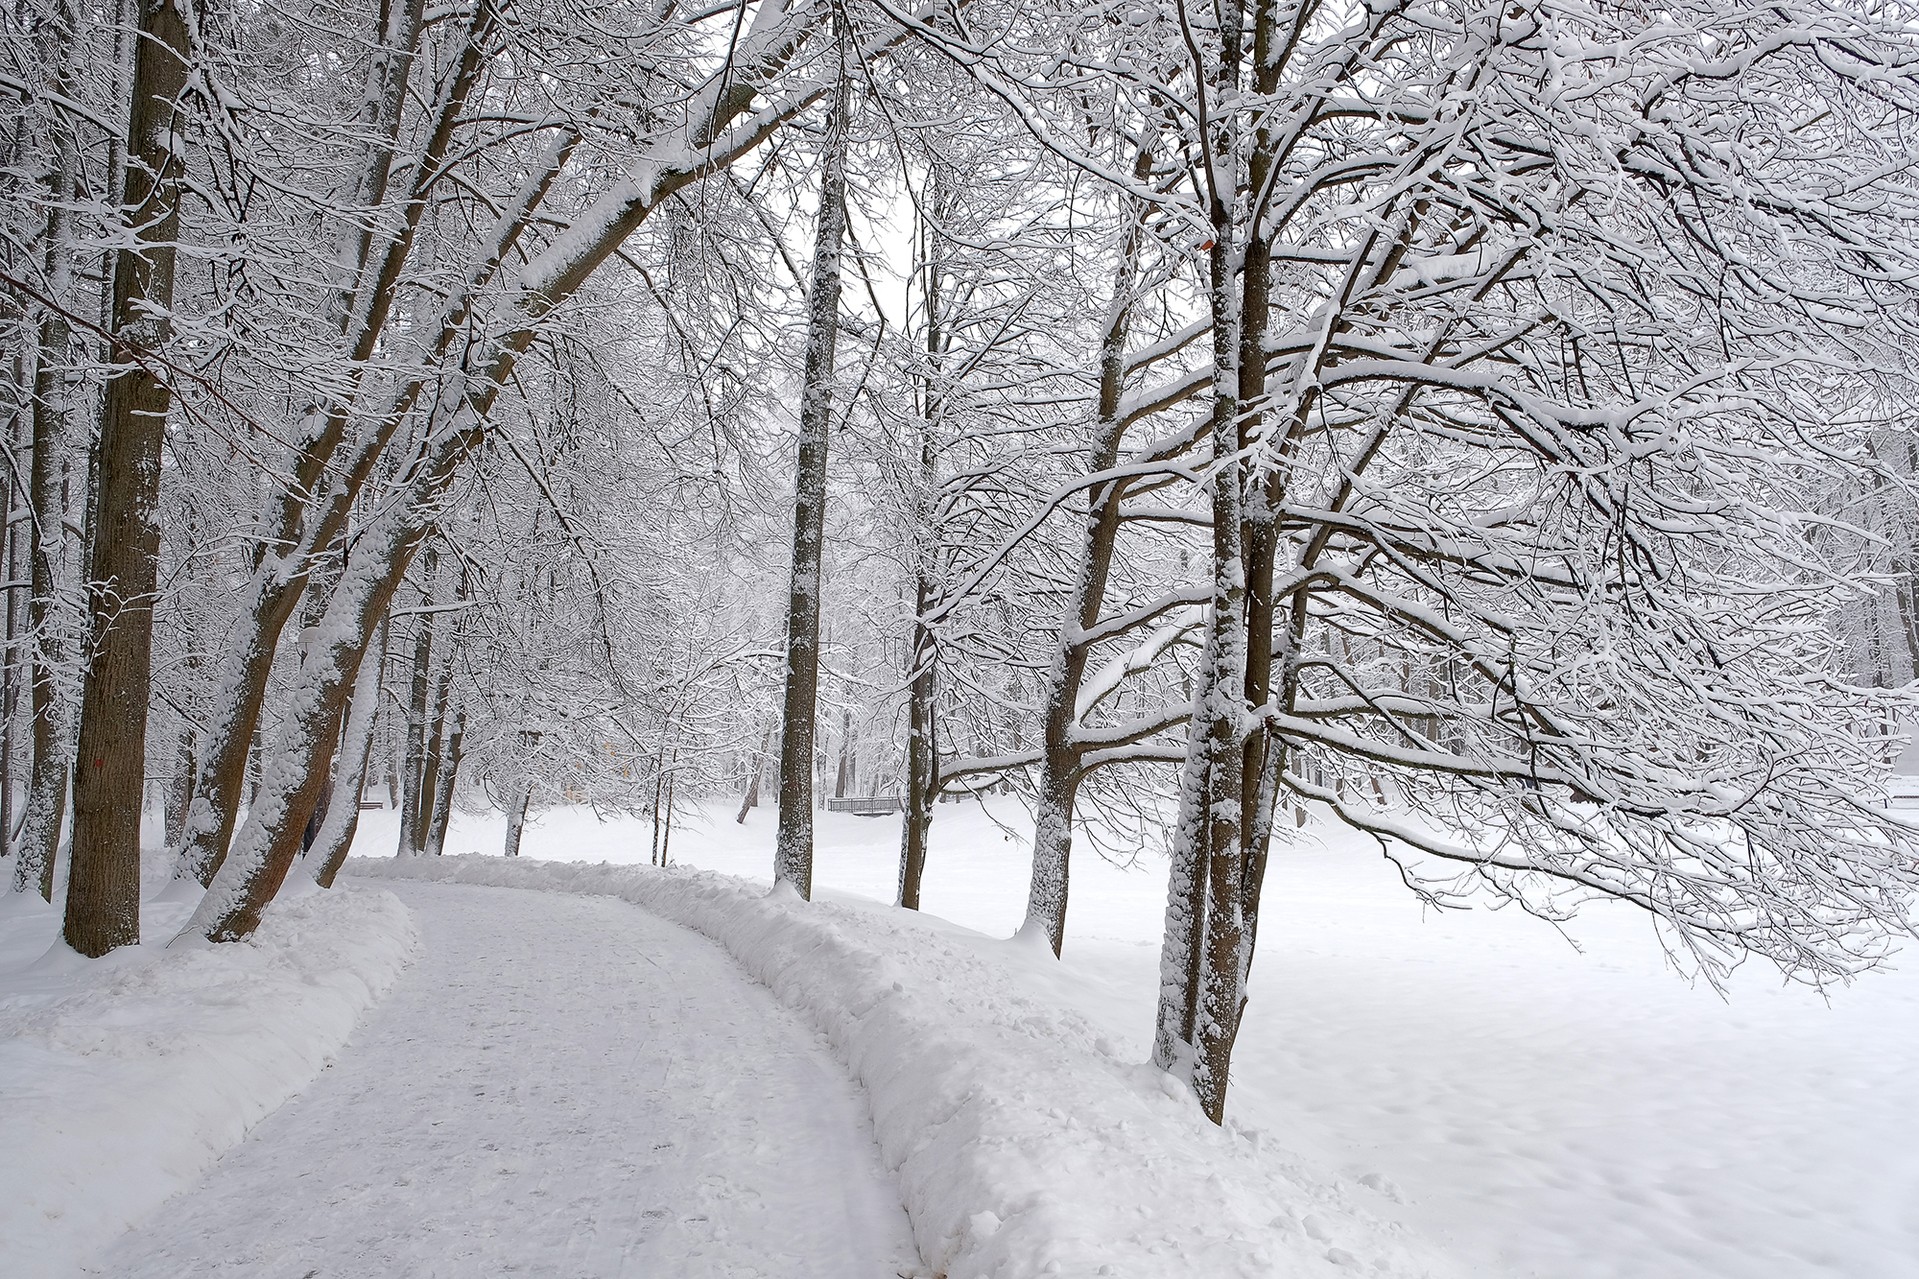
[90,881,920,1279]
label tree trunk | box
[422,705,463,856]
[163,728,194,852]
[65,0,192,957]
[503,780,531,856]
[1018,151,1154,949]
[311,620,386,888]
[397,551,437,853]
[735,725,768,823]
[772,65,849,901]
[833,707,853,799]
[184,509,432,942]
[16,162,76,897]
[897,592,936,910]
[415,659,448,852]
[1152,4,1253,1119]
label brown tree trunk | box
[773,65,849,901]
[64,0,192,956]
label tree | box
[902,0,1919,1120]
[64,0,193,956]
[774,55,853,901]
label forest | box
[7,0,1919,1154]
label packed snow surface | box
[93,879,919,1279]
[0,883,415,1277]
[351,854,1458,1279]
[365,799,1919,1279]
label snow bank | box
[349,855,1457,1279]
[0,887,417,1276]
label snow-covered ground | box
[0,881,415,1277]
[370,797,1919,1279]
[92,880,919,1279]
[349,853,1453,1279]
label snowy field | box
[360,797,1919,1279]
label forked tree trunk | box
[65,0,192,956]
[184,491,443,941]
[182,0,823,942]
[772,64,850,901]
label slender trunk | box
[1152,0,1252,1120]
[735,725,768,823]
[834,707,853,798]
[502,779,530,856]
[65,0,192,956]
[14,7,79,901]
[398,552,437,853]
[17,164,76,897]
[311,619,385,887]
[897,179,946,912]
[422,705,462,856]
[897,585,936,909]
[1022,254,1139,952]
[773,65,849,901]
[415,658,449,850]
[659,745,677,867]
[163,727,194,851]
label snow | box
[0,881,416,1278]
[349,848,1462,1278]
[92,880,918,1279]
[359,797,1919,1279]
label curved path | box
[92,881,920,1279]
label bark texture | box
[772,67,850,901]
[65,0,192,956]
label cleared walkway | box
[93,881,920,1278]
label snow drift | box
[0,886,417,1276]
[350,855,1457,1279]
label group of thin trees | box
[7,0,1919,1119]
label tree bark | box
[65,0,192,956]
[735,725,768,823]
[1152,0,1253,1121]
[422,705,463,856]
[397,550,437,854]
[311,619,385,887]
[503,780,531,856]
[1021,252,1141,952]
[772,64,849,901]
